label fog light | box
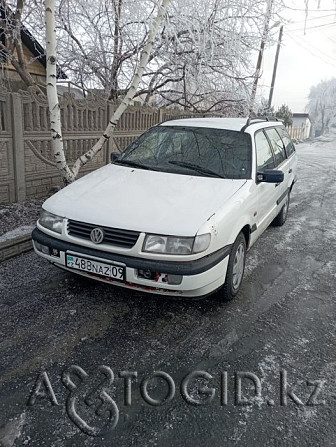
[143,269,153,279]
[138,269,156,280]
[167,274,182,285]
[35,241,50,255]
[34,241,42,251]
[137,269,182,285]
[41,245,50,255]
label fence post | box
[11,93,26,202]
[106,101,115,163]
[158,108,164,124]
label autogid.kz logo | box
[27,365,326,437]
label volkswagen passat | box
[32,117,297,300]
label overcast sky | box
[259,0,336,113]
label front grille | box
[67,219,140,248]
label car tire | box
[272,191,290,227]
[220,232,247,302]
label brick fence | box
[0,88,192,204]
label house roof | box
[293,113,310,119]
[0,5,67,79]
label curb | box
[0,233,33,262]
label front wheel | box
[219,232,247,302]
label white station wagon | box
[32,117,297,300]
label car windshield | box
[115,125,252,180]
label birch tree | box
[45,0,171,183]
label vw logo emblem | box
[90,228,104,244]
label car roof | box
[159,117,284,133]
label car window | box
[276,127,296,157]
[118,126,252,179]
[265,128,287,166]
[255,131,275,172]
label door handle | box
[288,168,292,174]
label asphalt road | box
[1,135,336,446]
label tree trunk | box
[45,0,75,183]
[108,0,122,101]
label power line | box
[321,29,336,44]
[286,31,336,64]
[285,30,336,63]
[286,30,336,68]
[288,21,336,32]
[289,13,336,24]
[284,5,336,12]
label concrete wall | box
[0,88,192,204]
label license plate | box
[66,254,125,281]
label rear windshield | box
[116,126,252,180]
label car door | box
[276,126,297,187]
[264,127,291,208]
[254,129,279,234]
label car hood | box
[43,164,246,236]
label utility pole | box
[268,25,283,110]
[249,0,273,114]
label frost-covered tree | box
[45,0,171,183]
[276,104,292,126]
[307,79,336,134]
[256,98,275,117]
[20,0,286,114]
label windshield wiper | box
[113,159,152,170]
[169,161,226,178]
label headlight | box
[143,233,211,255]
[39,210,63,234]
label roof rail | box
[158,114,195,125]
[158,112,225,126]
[241,116,281,132]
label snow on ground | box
[0,200,43,237]
[0,226,35,243]
[293,133,336,211]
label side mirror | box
[257,169,284,183]
[110,152,121,162]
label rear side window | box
[276,127,296,157]
[265,128,286,166]
[255,131,275,172]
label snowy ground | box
[0,200,43,238]
[0,135,336,446]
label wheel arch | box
[289,179,296,192]
[240,224,251,249]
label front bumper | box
[32,228,231,297]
